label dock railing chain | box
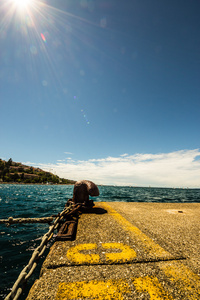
[4,204,73,300]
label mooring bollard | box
[72,180,99,205]
[56,180,99,240]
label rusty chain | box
[4,204,73,300]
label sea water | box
[0,184,200,299]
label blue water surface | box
[0,184,200,299]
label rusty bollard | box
[72,180,99,205]
[57,180,99,240]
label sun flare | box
[12,0,33,10]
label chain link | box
[4,204,73,300]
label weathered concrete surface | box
[108,202,200,274]
[26,202,200,299]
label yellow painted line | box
[160,261,200,299]
[100,202,170,258]
[133,276,173,300]
[56,278,130,300]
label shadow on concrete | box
[81,207,107,214]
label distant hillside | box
[0,158,76,185]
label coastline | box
[0,182,74,185]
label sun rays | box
[12,0,33,10]
[0,0,102,119]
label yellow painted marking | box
[67,242,136,264]
[56,278,130,300]
[100,202,170,258]
[133,276,173,300]
[160,261,200,299]
[66,243,100,264]
[102,242,137,263]
[56,276,175,299]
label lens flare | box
[41,33,46,42]
[12,0,33,10]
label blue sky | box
[1,0,200,187]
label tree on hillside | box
[6,158,13,167]
[0,159,4,170]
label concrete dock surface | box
[26,202,200,299]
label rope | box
[4,204,73,300]
[0,217,54,225]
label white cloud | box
[31,149,200,188]
[22,161,36,166]
[120,153,129,157]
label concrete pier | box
[26,202,200,299]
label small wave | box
[30,237,42,242]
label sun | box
[12,0,33,10]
